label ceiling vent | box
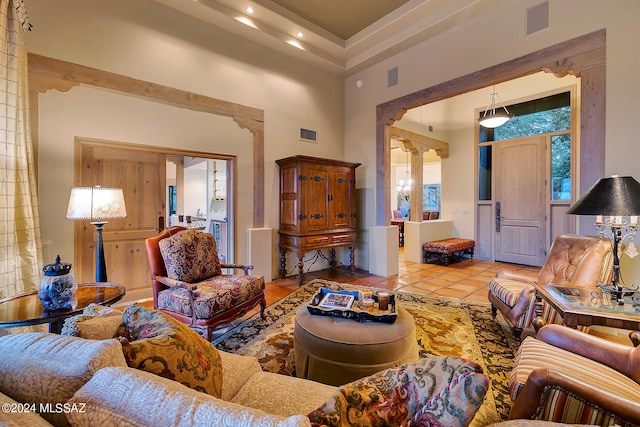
[526,2,549,35]
[300,128,317,143]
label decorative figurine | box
[39,255,77,310]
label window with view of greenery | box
[494,106,570,140]
[551,134,571,200]
[478,91,571,201]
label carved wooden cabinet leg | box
[279,249,287,278]
[297,255,304,285]
[349,246,355,273]
[330,248,337,269]
[630,330,640,347]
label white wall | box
[345,1,640,275]
[23,0,640,281]
[26,0,345,275]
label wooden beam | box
[28,53,267,229]
[390,126,449,158]
[27,53,264,122]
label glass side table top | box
[546,284,640,315]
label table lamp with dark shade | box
[66,186,127,282]
[566,175,640,302]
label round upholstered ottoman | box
[294,304,419,386]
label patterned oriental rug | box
[213,279,518,427]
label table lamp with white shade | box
[66,186,127,282]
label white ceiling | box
[153,0,505,75]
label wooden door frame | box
[27,53,265,229]
[376,29,606,238]
[74,137,238,267]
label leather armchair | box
[509,324,640,426]
[146,226,266,341]
[488,234,612,339]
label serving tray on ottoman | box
[307,288,398,323]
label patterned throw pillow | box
[115,303,223,398]
[61,303,123,339]
[159,229,222,283]
[307,356,488,427]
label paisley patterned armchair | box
[145,226,266,341]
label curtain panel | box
[0,0,42,298]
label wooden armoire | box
[276,155,361,283]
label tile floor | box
[262,248,539,308]
[205,248,535,337]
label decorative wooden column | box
[390,127,449,222]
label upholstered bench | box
[422,238,475,265]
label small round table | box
[0,282,125,333]
[294,304,419,386]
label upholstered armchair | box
[508,324,640,426]
[145,226,266,341]
[488,234,612,339]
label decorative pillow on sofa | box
[61,303,123,340]
[115,303,223,398]
[307,356,488,427]
[159,229,222,282]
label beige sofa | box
[0,331,335,427]
[0,303,492,427]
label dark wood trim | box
[376,29,606,232]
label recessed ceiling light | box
[246,6,254,14]
[296,32,304,38]
[235,16,257,29]
[287,40,304,50]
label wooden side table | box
[0,282,125,334]
[533,282,640,346]
[390,218,407,246]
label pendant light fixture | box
[396,150,412,198]
[476,86,514,128]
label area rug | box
[213,279,518,427]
